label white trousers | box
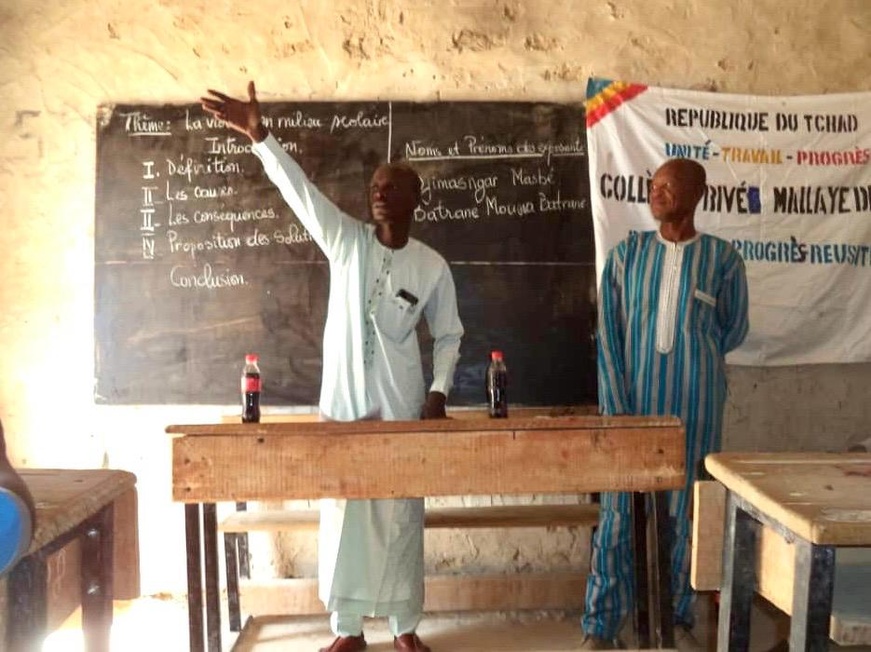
[331,610,421,637]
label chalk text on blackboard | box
[206,136,253,155]
[330,111,389,133]
[273,223,315,245]
[166,154,243,182]
[167,230,243,259]
[169,263,246,289]
[122,111,171,136]
[414,203,480,223]
[511,167,555,186]
[184,109,230,132]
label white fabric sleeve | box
[424,262,464,396]
[251,134,358,260]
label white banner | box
[585,78,871,365]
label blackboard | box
[95,101,597,407]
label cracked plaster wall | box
[0,0,869,595]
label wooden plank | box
[424,504,600,528]
[169,414,681,437]
[756,532,871,646]
[705,453,871,546]
[691,480,726,591]
[829,562,871,645]
[171,417,685,502]
[20,469,138,552]
[425,571,585,611]
[239,579,320,615]
[238,571,587,615]
[219,504,600,532]
[112,486,141,600]
[45,539,82,631]
[41,486,141,630]
[220,510,319,532]
[755,526,795,613]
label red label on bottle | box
[242,376,261,393]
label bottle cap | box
[490,350,503,360]
[245,353,259,363]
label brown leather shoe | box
[318,634,367,652]
[393,633,431,652]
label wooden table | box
[169,414,686,652]
[706,452,871,651]
[5,469,138,652]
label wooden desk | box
[169,414,686,652]
[705,452,871,651]
[4,469,138,652]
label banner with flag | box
[585,78,871,365]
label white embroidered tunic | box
[252,134,463,616]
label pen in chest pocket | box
[396,288,419,307]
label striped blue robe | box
[582,230,749,639]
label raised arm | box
[201,80,267,143]
[201,82,357,258]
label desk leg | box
[789,539,834,651]
[202,503,222,652]
[631,493,651,649]
[650,492,674,649]
[225,533,242,631]
[81,504,115,652]
[717,492,757,652]
[235,502,251,578]
[7,551,48,651]
[185,503,205,652]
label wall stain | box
[343,35,371,59]
[525,33,559,52]
[451,29,505,53]
[543,63,585,82]
[607,1,626,19]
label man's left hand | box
[420,392,447,419]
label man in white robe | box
[203,83,463,652]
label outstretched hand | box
[201,80,267,142]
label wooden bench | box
[691,480,871,646]
[2,469,139,652]
[221,503,600,631]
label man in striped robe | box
[581,159,750,649]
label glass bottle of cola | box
[485,350,508,418]
[241,354,261,423]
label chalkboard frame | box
[94,100,598,407]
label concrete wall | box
[1,0,869,595]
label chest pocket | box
[694,288,716,308]
[371,279,421,343]
[691,287,717,332]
